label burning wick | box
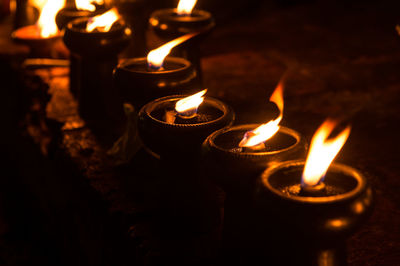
[239,81,284,152]
[75,0,104,12]
[86,7,120,32]
[147,32,198,71]
[301,119,351,194]
[177,0,198,16]
[164,89,207,124]
[29,0,65,38]
[176,89,207,117]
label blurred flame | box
[30,0,47,9]
[147,33,197,70]
[301,120,351,187]
[175,89,207,114]
[30,0,65,38]
[86,8,120,32]
[177,0,197,15]
[76,0,103,12]
[239,81,284,147]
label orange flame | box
[76,0,103,12]
[239,81,284,148]
[175,89,207,115]
[86,8,120,32]
[301,120,351,187]
[177,0,197,15]
[30,0,65,38]
[147,33,197,70]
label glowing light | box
[30,0,65,38]
[302,120,351,187]
[147,33,197,70]
[239,81,284,148]
[175,89,207,115]
[75,0,103,12]
[326,218,349,229]
[177,0,197,16]
[86,8,120,32]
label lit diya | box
[63,8,131,125]
[138,89,232,247]
[149,0,215,82]
[138,89,234,160]
[12,0,65,57]
[114,33,199,109]
[254,119,373,265]
[202,81,307,193]
[56,0,105,30]
[56,0,106,96]
[201,81,306,259]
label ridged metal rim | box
[150,8,213,23]
[261,160,367,204]
[116,57,191,76]
[140,95,234,128]
[206,125,303,158]
[12,25,62,42]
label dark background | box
[0,0,399,265]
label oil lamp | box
[114,33,199,109]
[148,0,215,82]
[202,81,306,194]
[55,0,106,96]
[12,0,65,57]
[55,0,105,30]
[202,81,307,258]
[63,7,131,125]
[138,89,234,161]
[254,119,373,265]
[137,90,233,248]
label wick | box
[176,107,198,119]
[300,182,327,197]
[177,112,198,120]
[242,142,266,152]
[164,109,198,124]
[147,64,164,72]
[175,11,192,17]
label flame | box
[177,0,197,15]
[30,0,65,38]
[29,0,47,9]
[239,81,284,147]
[86,8,120,32]
[301,120,351,187]
[175,89,207,115]
[75,0,103,12]
[147,33,197,70]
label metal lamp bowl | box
[138,95,235,160]
[63,17,131,56]
[202,125,307,193]
[12,25,62,57]
[149,8,215,38]
[258,160,373,238]
[250,160,374,265]
[114,57,198,109]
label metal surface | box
[11,25,62,58]
[23,58,69,69]
[202,125,307,193]
[63,17,131,127]
[149,8,215,84]
[252,160,374,266]
[114,57,198,109]
[138,95,235,160]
